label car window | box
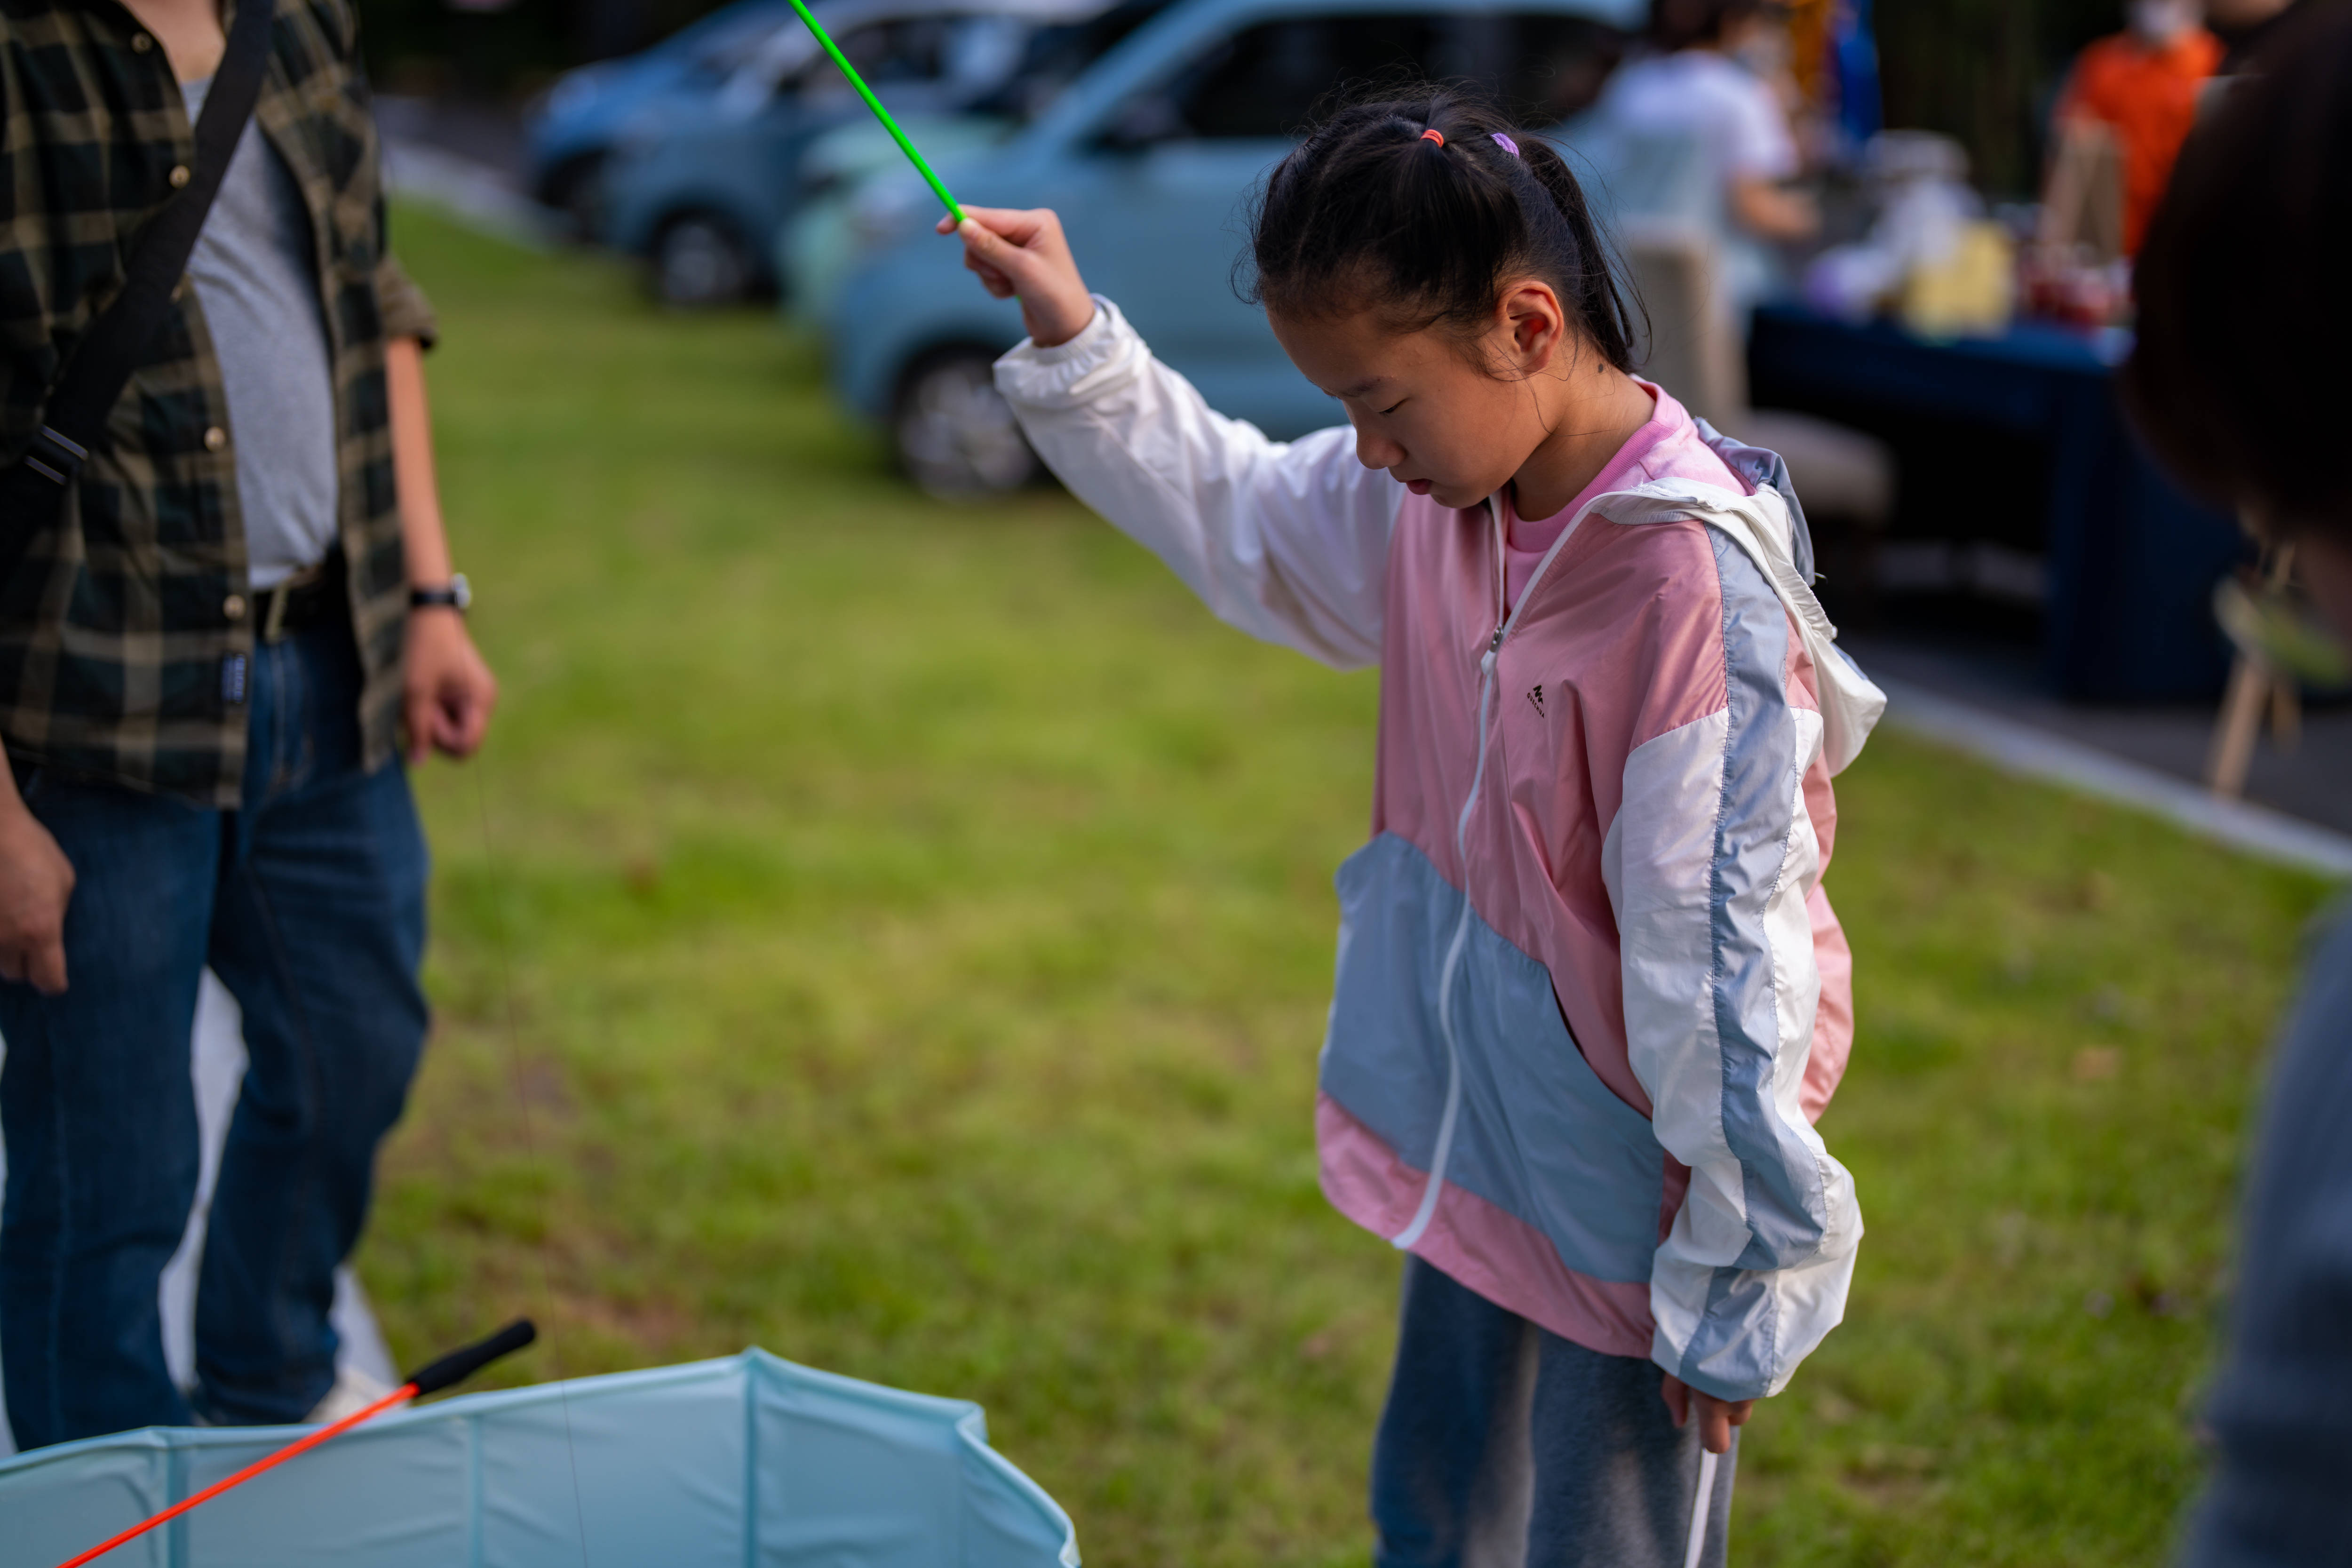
[1494,13,1624,126]
[683,7,795,72]
[1101,10,1626,146]
[789,17,948,96]
[789,14,1043,103]
[1176,15,1456,139]
[686,22,792,89]
[968,0,1176,122]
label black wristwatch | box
[410,574,471,613]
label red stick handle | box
[54,1382,417,1568]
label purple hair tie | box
[1492,132,1520,157]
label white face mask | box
[2128,0,2201,43]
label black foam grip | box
[405,1319,538,1397]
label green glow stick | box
[784,0,966,224]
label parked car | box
[783,117,1020,329]
[781,0,1176,326]
[816,0,1642,494]
[597,0,1121,306]
[524,0,795,238]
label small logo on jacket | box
[1526,684,1545,718]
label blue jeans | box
[0,615,428,1448]
[1372,1258,1736,1568]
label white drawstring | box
[1389,645,1497,1250]
[1683,1449,1719,1568]
[1391,494,1592,1252]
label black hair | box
[1649,0,1767,53]
[2121,2,2352,544]
[1243,84,1640,375]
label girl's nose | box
[1353,423,1402,471]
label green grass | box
[366,203,2338,1568]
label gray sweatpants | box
[1370,1258,1735,1568]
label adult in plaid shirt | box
[0,0,496,1446]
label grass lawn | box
[366,203,2339,1568]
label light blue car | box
[524,0,795,237]
[597,0,1129,306]
[815,0,1655,493]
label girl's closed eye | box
[1254,119,1656,516]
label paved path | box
[1875,673,2352,877]
[1849,633,2352,842]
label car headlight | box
[848,174,937,255]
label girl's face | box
[1268,288,1564,511]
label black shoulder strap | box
[10,0,277,495]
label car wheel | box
[894,351,1040,498]
[652,215,754,307]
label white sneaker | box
[304,1364,404,1425]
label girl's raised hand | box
[941,206,1096,349]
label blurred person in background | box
[1599,0,1820,321]
[2120,4,2352,1555]
[0,0,494,1447]
[2048,0,2221,256]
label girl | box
[947,88,1883,1567]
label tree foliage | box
[1876,0,2126,195]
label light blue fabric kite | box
[0,1350,1077,1568]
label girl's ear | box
[1499,280,1570,374]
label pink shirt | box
[1501,382,1745,614]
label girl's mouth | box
[1404,478,1434,496]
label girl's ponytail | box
[1513,137,1637,371]
[1245,84,1641,374]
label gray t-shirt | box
[181,77,340,590]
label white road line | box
[1876,676,2352,879]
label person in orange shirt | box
[2053,0,2224,254]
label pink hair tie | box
[1419,128,1445,146]
[1492,132,1520,157]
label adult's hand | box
[939,206,1097,348]
[403,607,497,764]
[0,793,73,994]
[1730,176,1820,243]
[1661,1373,1756,1455]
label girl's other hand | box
[940,206,1096,349]
[1661,1372,1756,1455]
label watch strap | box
[410,574,471,611]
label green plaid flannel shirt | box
[0,0,436,806]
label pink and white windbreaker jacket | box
[996,299,1887,1402]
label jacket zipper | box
[1390,495,1590,1250]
